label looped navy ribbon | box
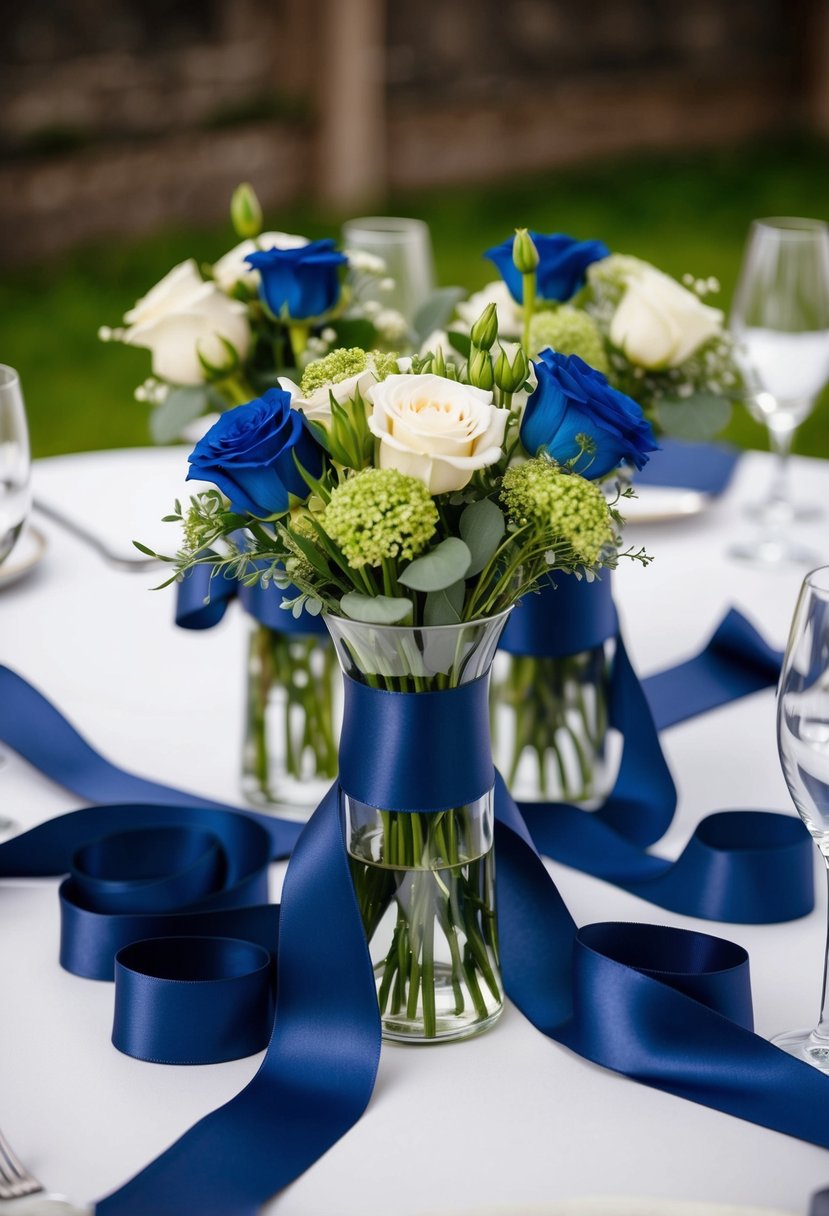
[1,639,828,1216]
[175,560,327,635]
[501,578,811,924]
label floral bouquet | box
[436,231,740,442]
[144,228,655,1041]
[100,184,412,445]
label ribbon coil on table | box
[0,604,825,1216]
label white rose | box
[456,280,523,339]
[123,259,251,385]
[610,266,723,370]
[278,369,379,425]
[367,373,507,495]
[212,232,308,294]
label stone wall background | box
[0,0,822,264]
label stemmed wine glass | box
[729,217,829,565]
[341,216,436,327]
[774,565,829,1068]
[0,365,31,835]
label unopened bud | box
[493,345,529,394]
[468,349,494,391]
[512,228,539,275]
[432,345,447,378]
[230,182,262,239]
[469,302,498,351]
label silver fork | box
[32,498,160,573]
[0,1126,89,1212]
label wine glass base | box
[728,537,821,566]
[744,500,823,524]
[771,1026,829,1071]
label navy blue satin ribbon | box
[635,438,740,495]
[339,673,493,812]
[499,578,811,923]
[175,561,327,635]
[0,637,827,1216]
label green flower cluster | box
[528,306,609,374]
[500,458,614,566]
[323,468,438,567]
[300,347,399,396]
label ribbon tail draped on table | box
[0,606,825,1216]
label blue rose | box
[521,350,657,479]
[245,239,348,320]
[187,388,324,515]
[485,232,609,303]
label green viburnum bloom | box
[500,458,614,566]
[528,306,609,373]
[322,468,439,568]
[300,347,399,397]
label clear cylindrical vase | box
[491,575,616,806]
[241,620,341,818]
[326,611,510,1044]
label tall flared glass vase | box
[491,575,615,806]
[242,620,341,818]
[326,611,510,1044]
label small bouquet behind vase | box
[143,228,656,1042]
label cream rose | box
[123,259,251,385]
[456,280,523,339]
[367,373,507,494]
[610,266,723,370]
[212,232,308,294]
[278,369,379,425]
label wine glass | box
[774,565,829,1068]
[0,365,31,566]
[341,216,435,327]
[0,366,30,836]
[729,217,829,564]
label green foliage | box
[459,498,506,577]
[398,537,472,592]
[340,592,414,624]
[412,287,466,344]
[149,387,210,444]
[655,392,733,441]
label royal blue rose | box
[485,232,609,304]
[521,350,657,479]
[187,388,323,515]
[245,239,348,320]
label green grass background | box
[5,135,829,460]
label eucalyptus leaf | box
[654,393,732,442]
[424,579,465,626]
[340,592,414,624]
[459,498,506,577]
[412,287,466,344]
[399,537,471,592]
[150,387,210,445]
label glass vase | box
[326,612,510,1044]
[491,575,615,806]
[241,620,341,818]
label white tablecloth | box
[2,446,829,1215]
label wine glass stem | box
[815,859,829,1040]
[767,415,797,512]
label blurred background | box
[3,0,829,459]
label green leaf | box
[412,287,466,344]
[424,579,465,626]
[459,498,506,577]
[340,592,414,624]
[329,317,377,349]
[447,330,472,358]
[654,393,732,441]
[149,387,210,445]
[399,537,471,592]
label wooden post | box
[315,0,387,210]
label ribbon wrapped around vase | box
[0,623,824,1216]
[500,576,810,923]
